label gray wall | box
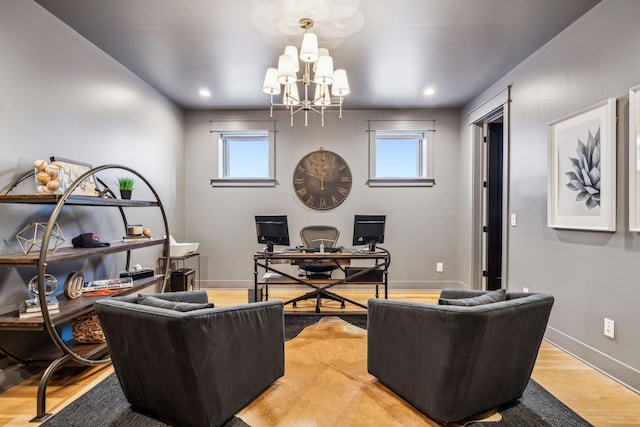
[462,0,640,392]
[183,109,463,290]
[0,1,184,315]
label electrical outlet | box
[511,213,517,227]
[522,287,529,293]
[604,318,615,339]
[436,262,443,272]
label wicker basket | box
[72,313,106,344]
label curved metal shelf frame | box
[1,164,170,421]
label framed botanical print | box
[547,98,616,231]
[629,85,640,231]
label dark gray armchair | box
[367,289,554,424]
[94,290,284,427]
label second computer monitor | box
[255,215,290,252]
[352,214,386,251]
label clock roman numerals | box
[293,149,352,210]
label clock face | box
[293,149,352,210]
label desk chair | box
[293,225,345,310]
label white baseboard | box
[545,326,640,394]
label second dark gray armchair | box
[367,289,554,424]
[95,290,284,427]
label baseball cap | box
[72,233,110,248]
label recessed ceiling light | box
[423,87,435,96]
[199,89,211,98]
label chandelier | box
[262,18,350,126]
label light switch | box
[510,213,517,227]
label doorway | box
[483,120,504,290]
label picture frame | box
[49,157,98,197]
[630,85,640,231]
[547,98,616,231]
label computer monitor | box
[255,215,290,252]
[352,214,386,251]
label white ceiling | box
[34,0,600,110]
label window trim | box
[210,128,277,188]
[367,129,435,187]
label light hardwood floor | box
[0,289,638,426]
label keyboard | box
[298,247,343,253]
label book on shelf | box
[82,277,133,293]
[19,308,60,319]
[22,296,59,313]
[122,235,153,243]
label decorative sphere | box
[45,165,60,177]
[37,171,51,184]
[47,179,60,190]
[143,228,151,237]
[34,159,48,171]
[28,274,58,296]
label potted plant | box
[117,177,136,199]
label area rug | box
[42,315,591,427]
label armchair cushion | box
[137,294,214,311]
[438,288,506,306]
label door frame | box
[468,87,511,290]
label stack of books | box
[82,277,133,293]
[19,296,60,318]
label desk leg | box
[253,261,258,302]
[384,270,388,299]
[196,254,201,290]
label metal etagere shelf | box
[0,164,170,421]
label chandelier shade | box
[331,69,350,96]
[276,54,296,84]
[314,55,334,84]
[262,68,281,95]
[263,18,350,126]
[299,32,319,63]
[284,45,300,72]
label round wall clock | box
[293,148,352,210]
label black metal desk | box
[253,249,390,312]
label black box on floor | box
[345,267,384,283]
[170,268,195,292]
[120,268,155,281]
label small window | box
[368,130,434,187]
[211,130,276,187]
